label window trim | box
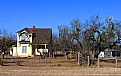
[22,46,27,53]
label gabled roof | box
[17,28,32,33]
[32,28,52,44]
[17,27,52,44]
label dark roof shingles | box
[17,28,52,44]
[32,28,52,44]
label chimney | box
[32,26,36,30]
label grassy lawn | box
[0,57,121,76]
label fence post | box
[78,52,80,65]
[87,56,89,67]
[53,52,55,58]
[116,58,117,68]
[49,58,51,67]
[65,52,67,61]
[49,52,51,58]
[97,55,100,68]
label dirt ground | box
[0,57,121,76]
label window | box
[21,34,26,41]
[39,45,45,49]
[46,45,48,49]
[22,46,27,53]
[21,33,29,41]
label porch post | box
[45,44,46,49]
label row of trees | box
[0,16,121,60]
[51,16,121,59]
[0,28,16,55]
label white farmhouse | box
[13,26,52,57]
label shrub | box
[57,64,61,66]
[0,58,4,66]
[15,60,21,66]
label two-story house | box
[13,26,52,57]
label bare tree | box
[0,28,16,58]
[57,25,72,60]
[70,19,84,55]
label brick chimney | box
[32,26,36,30]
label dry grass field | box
[0,57,121,76]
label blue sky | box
[0,0,121,34]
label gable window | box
[20,32,29,41]
[22,46,27,53]
[21,33,26,41]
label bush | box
[0,59,4,66]
[15,60,21,66]
[57,64,61,66]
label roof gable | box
[17,27,52,44]
[17,28,32,33]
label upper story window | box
[20,31,29,41]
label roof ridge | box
[29,28,52,29]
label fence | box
[87,56,119,68]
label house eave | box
[19,41,30,44]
